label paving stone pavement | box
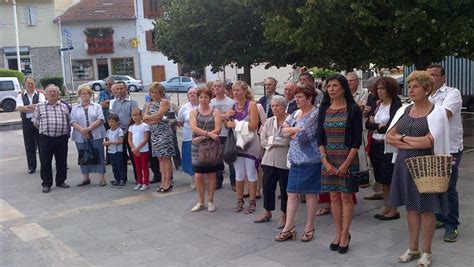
[0,129,473,266]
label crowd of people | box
[17,64,464,266]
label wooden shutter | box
[146,30,153,51]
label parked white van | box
[0,77,21,112]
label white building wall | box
[61,20,139,88]
[206,64,298,97]
[135,0,178,86]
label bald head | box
[283,81,297,101]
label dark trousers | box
[22,118,40,171]
[172,125,181,169]
[109,152,125,183]
[148,140,161,181]
[217,136,236,187]
[262,165,289,213]
[122,131,137,182]
[38,134,68,187]
[437,150,462,230]
[103,120,111,163]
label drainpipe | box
[13,0,21,72]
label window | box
[72,59,94,81]
[0,81,15,91]
[26,6,37,26]
[3,47,31,75]
[146,30,158,51]
[183,77,191,82]
[112,58,135,77]
[144,0,162,18]
[84,28,114,54]
[169,77,179,83]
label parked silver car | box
[160,76,197,93]
[0,77,21,112]
[88,75,143,92]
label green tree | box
[155,0,273,84]
[262,0,474,70]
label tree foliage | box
[155,0,275,83]
[262,0,474,70]
[155,0,474,79]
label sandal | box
[301,228,315,242]
[275,226,296,242]
[398,249,420,263]
[315,207,331,216]
[233,199,244,212]
[244,200,256,214]
[417,253,432,267]
[99,180,107,187]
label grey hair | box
[271,95,288,108]
[45,84,60,93]
[346,72,359,80]
[266,77,278,85]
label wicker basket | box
[405,155,452,193]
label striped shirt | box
[32,101,70,137]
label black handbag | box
[78,139,100,165]
[223,128,238,164]
[349,170,370,187]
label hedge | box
[0,68,25,84]
[40,77,65,95]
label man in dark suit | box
[258,77,280,118]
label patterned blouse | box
[285,108,321,165]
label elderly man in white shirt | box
[426,64,464,243]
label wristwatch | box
[400,134,407,142]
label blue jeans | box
[109,152,126,183]
[436,150,462,230]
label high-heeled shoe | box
[338,233,351,254]
[161,186,172,193]
[330,242,339,251]
[275,226,296,242]
[301,228,315,242]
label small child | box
[128,108,151,191]
[103,114,126,187]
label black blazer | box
[316,101,363,149]
[365,96,402,134]
[258,92,281,118]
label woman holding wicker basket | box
[385,71,450,267]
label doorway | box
[151,65,166,82]
[97,58,109,79]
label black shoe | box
[77,180,91,186]
[338,233,351,254]
[42,186,50,193]
[111,180,118,186]
[28,169,36,174]
[57,183,70,188]
[330,242,339,251]
[378,213,400,221]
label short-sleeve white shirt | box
[128,122,150,152]
[106,127,124,153]
[177,102,198,142]
[211,96,234,137]
[429,84,463,153]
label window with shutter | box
[26,6,37,26]
[146,30,158,51]
[144,0,161,19]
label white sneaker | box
[208,202,216,212]
[134,184,142,190]
[190,180,195,190]
[140,184,149,191]
[191,203,205,212]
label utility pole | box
[12,0,21,72]
[58,18,67,89]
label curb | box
[0,120,22,131]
